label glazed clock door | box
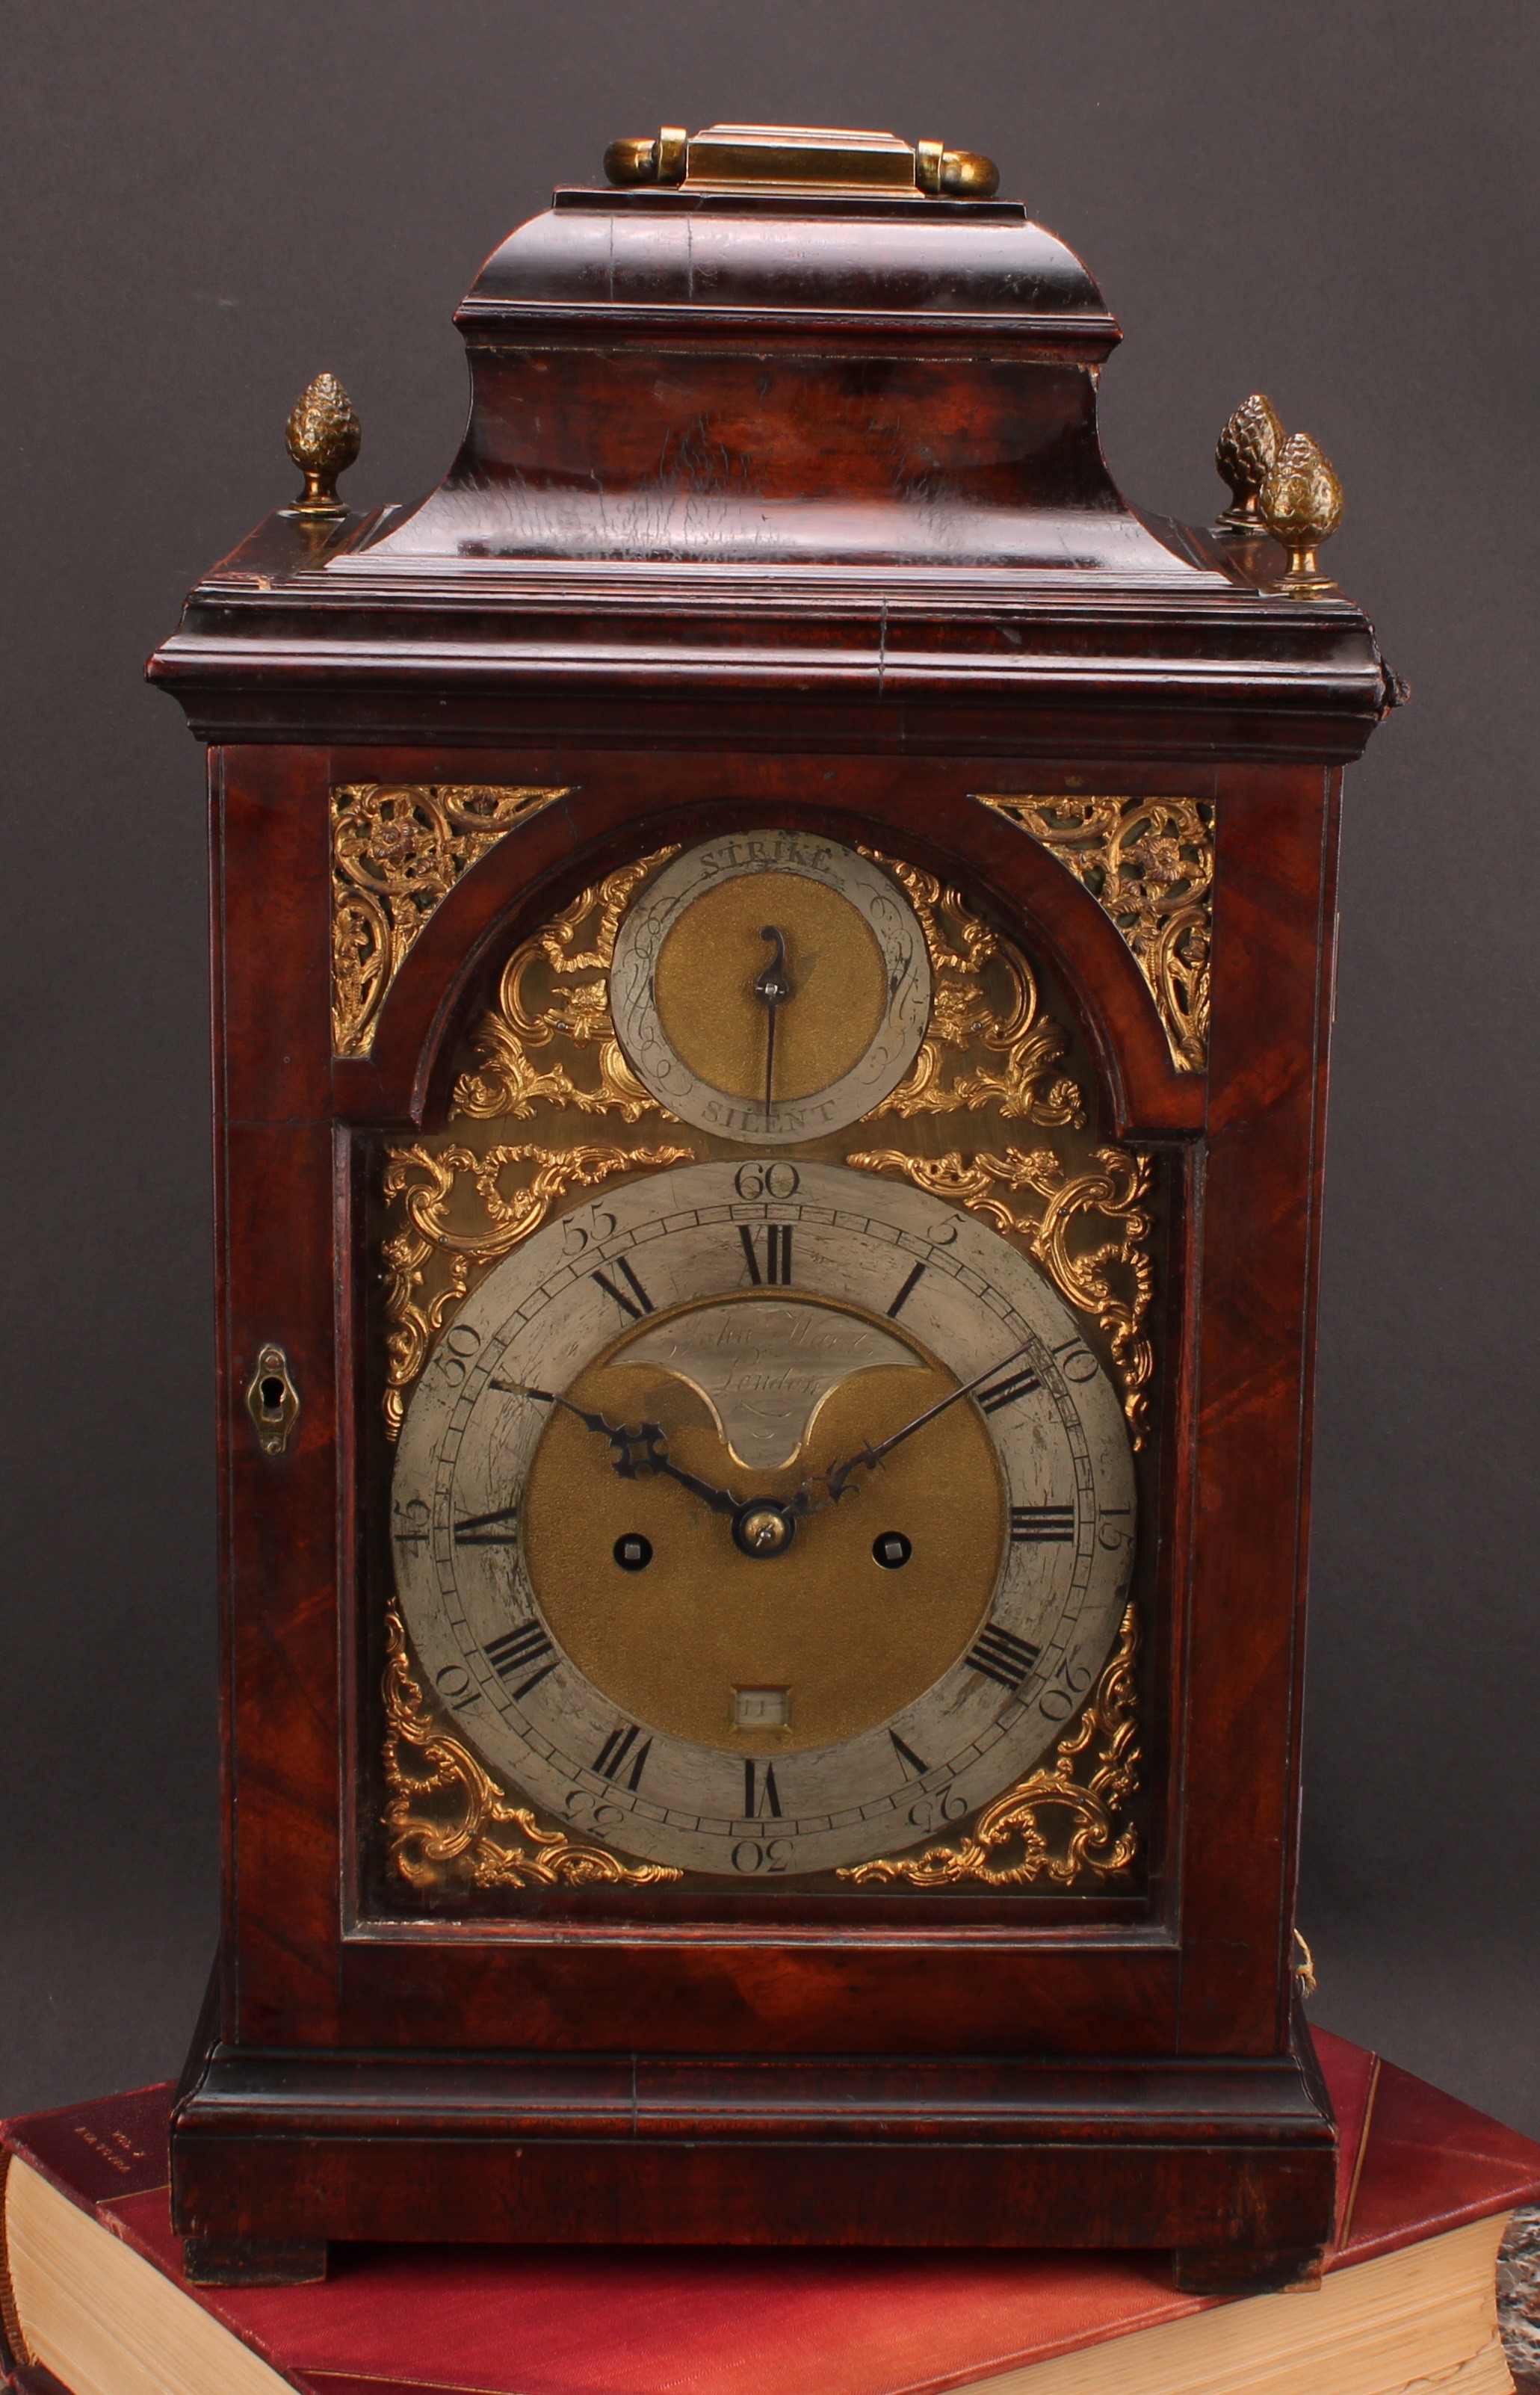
[376,828,1157,1908]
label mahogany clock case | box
[146,152,1394,2284]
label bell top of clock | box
[148,121,1397,755]
[358,120,1169,577]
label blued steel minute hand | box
[799,1338,1040,1512]
[500,1382,741,1517]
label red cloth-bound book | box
[4,2029,1539,2395]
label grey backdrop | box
[4,1,1537,2133]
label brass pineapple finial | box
[283,371,360,518]
[1259,432,1343,596]
[1213,393,1284,535]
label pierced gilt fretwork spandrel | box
[857,855,1086,1126]
[974,795,1213,1072]
[840,1603,1140,1887]
[452,853,678,1120]
[383,1608,680,1891]
[331,782,573,1057]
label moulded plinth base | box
[170,2021,1338,2290]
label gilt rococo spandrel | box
[149,123,1400,2291]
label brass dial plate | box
[391,1161,1135,1880]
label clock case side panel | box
[205,745,348,2054]
[1175,761,1343,2058]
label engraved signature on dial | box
[619,1301,922,1470]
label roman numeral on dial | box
[975,1365,1043,1415]
[888,1729,930,1779]
[454,1504,522,1545]
[1009,1504,1076,1543]
[886,1261,926,1318]
[739,1223,794,1285]
[590,1258,654,1319]
[966,1622,1042,1691]
[483,1622,558,1699]
[593,1721,652,1790]
[743,1758,783,1818]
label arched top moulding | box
[327,775,1207,1140]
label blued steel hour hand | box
[501,1382,740,1515]
[753,925,793,1116]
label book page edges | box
[4,2160,302,2395]
[963,2216,1514,2395]
[3,2155,1516,2395]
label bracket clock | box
[149,123,1400,2292]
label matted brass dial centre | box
[521,1292,1005,1753]
[655,870,887,1104]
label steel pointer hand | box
[792,1338,1042,1512]
[753,925,792,1117]
[497,1380,741,1517]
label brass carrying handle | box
[603,124,999,200]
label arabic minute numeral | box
[975,1364,1043,1415]
[739,1223,793,1286]
[1009,1504,1076,1544]
[1051,1337,1101,1385]
[732,1835,793,1874]
[1098,1504,1134,1552]
[966,1622,1042,1691]
[392,1498,430,1548]
[593,1721,652,1791]
[1039,1654,1095,1722]
[590,1258,655,1320]
[433,1661,483,1713]
[436,1323,481,1385]
[562,1208,617,1257]
[733,1161,800,1200]
[483,1622,558,1699]
[907,1786,968,1832]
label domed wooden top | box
[456,123,1113,349]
